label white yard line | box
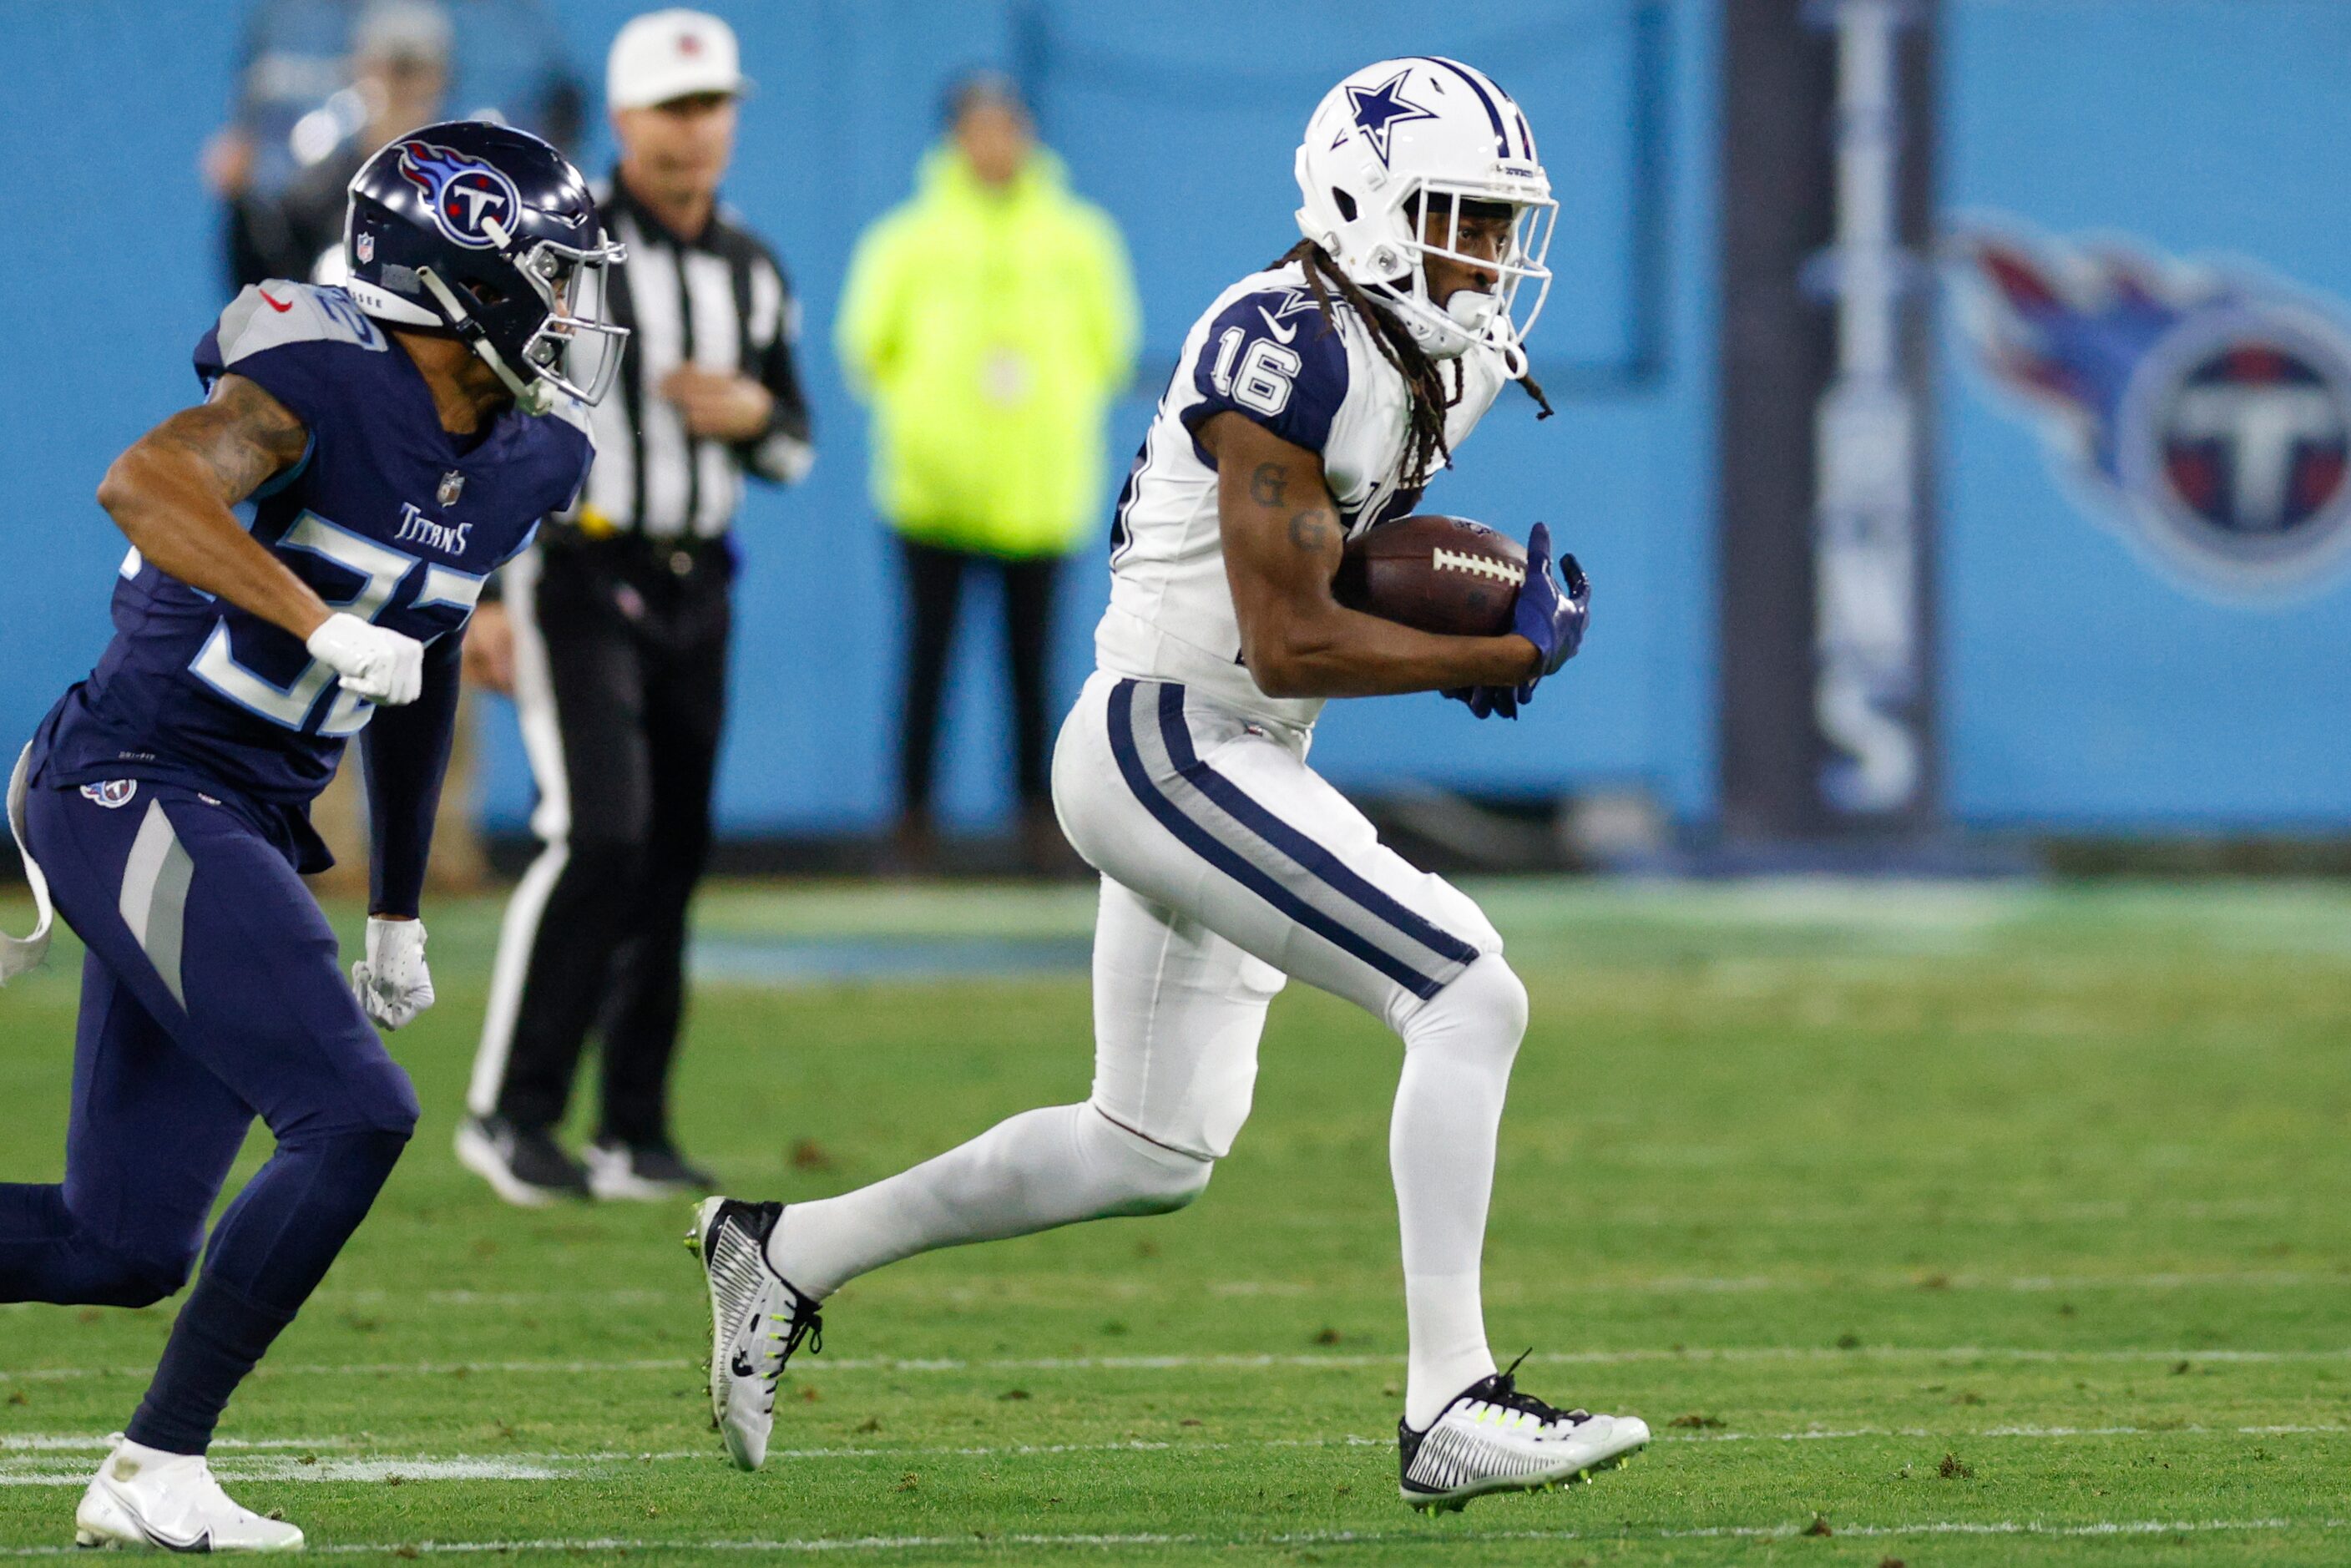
[3,1424,2343,1485]
[0,1436,347,1453]
[11,1343,2351,1384]
[9,1266,2334,1318]
[0,1518,2340,1555]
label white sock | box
[1391,953,1527,1429]
[766,1103,1211,1299]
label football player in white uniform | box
[692,57,1647,1510]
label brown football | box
[1331,513,1529,637]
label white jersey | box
[1093,260,1511,734]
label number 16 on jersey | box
[1209,326,1301,418]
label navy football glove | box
[1444,524,1588,720]
[1443,683,1522,721]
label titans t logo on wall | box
[1954,223,2351,600]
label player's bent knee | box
[273,1056,420,1146]
[1083,1107,1216,1216]
[85,1244,200,1310]
[1407,953,1529,1065]
[372,1065,423,1141]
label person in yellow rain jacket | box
[837,73,1140,872]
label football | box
[1331,513,1529,637]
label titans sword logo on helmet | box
[397,139,525,250]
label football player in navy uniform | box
[0,123,622,1551]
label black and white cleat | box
[73,1434,305,1552]
[687,1196,822,1471]
[1398,1355,1649,1513]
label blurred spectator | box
[205,0,583,294]
[837,73,1140,872]
[277,2,453,285]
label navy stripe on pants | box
[1105,680,1461,1000]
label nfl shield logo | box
[356,230,375,265]
[438,470,464,507]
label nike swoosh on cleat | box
[1257,306,1297,344]
[105,1489,212,1553]
[731,1350,756,1378]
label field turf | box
[3,877,2349,1565]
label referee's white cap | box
[608,10,751,111]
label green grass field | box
[4,877,2350,1565]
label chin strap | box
[414,266,554,415]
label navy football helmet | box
[343,120,627,412]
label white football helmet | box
[1294,58,1555,374]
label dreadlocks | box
[1270,239,1555,491]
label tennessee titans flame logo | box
[1344,71,1439,168]
[1955,221,2351,600]
[397,139,522,251]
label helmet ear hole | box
[1332,187,1357,223]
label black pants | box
[473,535,731,1146]
[897,535,1061,819]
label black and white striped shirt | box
[568,177,814,539]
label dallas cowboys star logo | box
[1345,70,1439,168]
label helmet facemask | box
[416,219,628,415]
[1378,184,1556,376]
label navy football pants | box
[0,780,417,1449]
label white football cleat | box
[73,1434,305,1551]
[1398,1358,1649,1512]
[688,1196,822,1471]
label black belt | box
[542,527,732,579]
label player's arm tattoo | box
[143,374,310,506]
[1201,408,1534,700]
[97,374,330,642]
[1250,461,1288,508]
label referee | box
[459,9,812,1205]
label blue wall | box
[1939,0,2351,828]
[22,3,2345,840]
[0,0,1721,836]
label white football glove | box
[306,612,425,706]
[351,916,434,1030]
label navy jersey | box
[36,282,592,808]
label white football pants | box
[1057,672,1506,1158]
[771,673,1522,1422]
